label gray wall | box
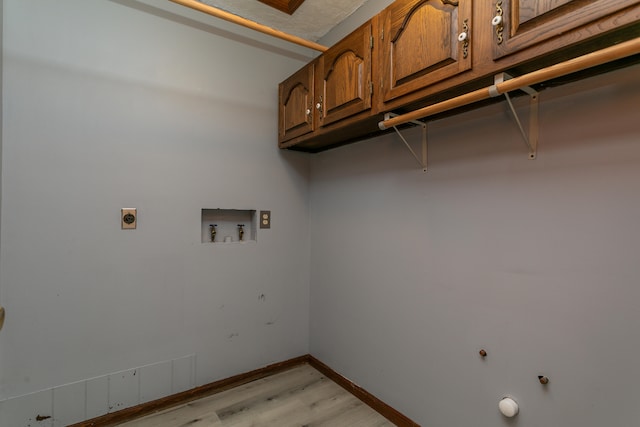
[2,0,639,426]
[310,6,640,426]
[0,0,3,406]
[308,58,640,427]
[0,0,312,424]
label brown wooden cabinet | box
[317,21,373,127]
[278,61,315,144]
[491,0,640,60]
[278,0,639,152]
[278,21,375,147]
[379,0,473,104]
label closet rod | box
[169,0,328,52]
[379,37,640,130]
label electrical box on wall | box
[259,210,271,229]
[201,209,259,243]
[121,208,137,229]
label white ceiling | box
[198,0,370,41]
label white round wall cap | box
[499,397,519,417]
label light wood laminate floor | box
[117,364,395,426]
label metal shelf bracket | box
[385,113,428,172]
[490,72,539,159]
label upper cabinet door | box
[492,0,640,59]
[279,62,315,144]
[380,0,472,104]
[318,21,373,127]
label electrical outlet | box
[121,208,137,229]
[260,210,271,229]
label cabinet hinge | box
[381,28,384,41]
[370,35,374,50]
[369,81,373,95]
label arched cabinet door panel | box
[318,21,373,127]
[492,0,640,59]
[279,62,315,144]
[380,0,472,103]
